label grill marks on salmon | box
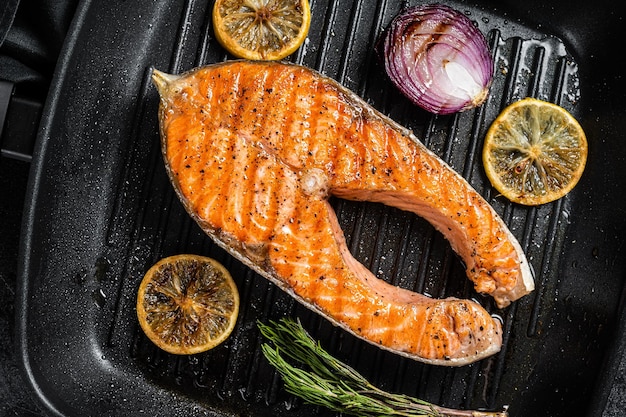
[153,60,534,366]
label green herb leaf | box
[258,318,508,417]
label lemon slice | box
[212,0,311,61]
[137,254,239,355]
[483,97,588,205]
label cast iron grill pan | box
[16,0,626,416]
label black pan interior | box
[16,0,626,416]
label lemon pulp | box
[482,97,587,206]
[137,254,239,355]
[213,0,311,61]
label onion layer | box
[380,4,494,114]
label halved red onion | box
[380,4,494,114]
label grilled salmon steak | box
[152,60,534,366]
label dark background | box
[0,158,33,416]
[1,0,625,416]
[1,0,77,415]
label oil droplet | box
[491,313,504,324]
[74,270,88,285]
[95,256,111,282]
[284,396,299,410]
[92,288,107,307]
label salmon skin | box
[152,60,534,366]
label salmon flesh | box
[152,60,534,366]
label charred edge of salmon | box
[495,225,535,308]
[152,61,529,364]
[152,69,182,96]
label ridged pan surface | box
[16,0,626,416]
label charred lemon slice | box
[212,0,311,61]
[137,254,239,355]
[483,97,587,205]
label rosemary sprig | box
[258,318,508,417]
